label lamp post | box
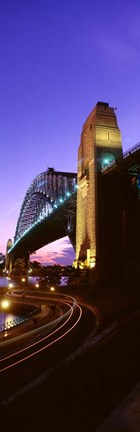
[1,299,10,338]
[21,278,26,282]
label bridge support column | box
[4,239,13,275]
[75,102,123,282]
[12,253,30,276]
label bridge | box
[6,102,140,281]
[5,169,77,273]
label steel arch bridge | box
[6,145,140,276]
[6,168,77,272]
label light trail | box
[0,295,82,373]
[0,314,62,359]
[0,301,73,362]
[0,293,77,359]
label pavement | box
[95,381,140,432]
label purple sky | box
[0,0,140,265]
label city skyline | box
[0,0,140,265]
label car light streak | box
[0,314,63,360]
[26,292,78,307]
[0,301,73,362]
[0,294,78,360]
[0,303,82,372]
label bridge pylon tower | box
[74,101,123,279]
[4,239,13,275]
[5,239,29,276]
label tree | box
[62,266,82,285]
[40,265,62,287]
[31,261,41,269]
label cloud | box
[30,236,75,266]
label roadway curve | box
[0,292,98,404]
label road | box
[0,292,97,403]
[0,291,140,432]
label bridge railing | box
[123,142,140,159]
[101,142,140,173]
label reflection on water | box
[0,312,25,332]
[0,275,37,288]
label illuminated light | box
[73,260,78,269]
[59,198,63,203]
[28,268,32,274]
[22,278,25,282]
[102,152,116,169]
[1,300,10,338]
[1,299,10,309]
[66,192,70,197]
[35,283,39,288]
[8,283,13,288]
[89,256,96,268]
[90,262,96,268]
[50,286,55,292]
[75,184,79,189]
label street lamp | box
[1,299,10,338]
[50,286,55,292]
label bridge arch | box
[15,168,77,243]
[7,168,77,273]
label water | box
[0,275,37,289]
[0,275,38,333]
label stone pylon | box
[75,102,122,274]
[5,239,29,276]
[4,239,13,274]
